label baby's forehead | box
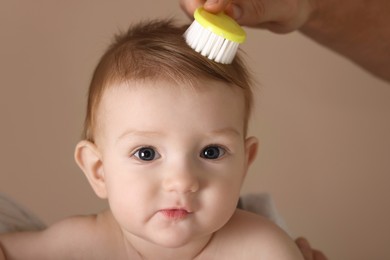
[97,78,246,117]
[91,78,248,144]
[100,77,244,101]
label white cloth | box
[0,193,45,233]
[239,193,290,235]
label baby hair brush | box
[184,7,246,64]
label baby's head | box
[83,19,253,143]
[75,19,258,249]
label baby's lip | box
[159,208,192,219]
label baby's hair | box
[83,19,253,142]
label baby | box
[0,20,303,259]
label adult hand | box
[181,0,390,81]
[295,237,328,260]
[180,0,317,33]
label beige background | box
[1,1,389,259]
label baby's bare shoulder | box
[206,210,304,260]
[0,210,121,259]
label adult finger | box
[295,237,314,260]
[180,0,232,17]
[313,250,328,260]
[203,0,231,13]
[180,0,205,18]
[231,0,315,33]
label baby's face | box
[94,79,257,248]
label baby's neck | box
[122,231,214,260]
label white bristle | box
[184,20,239,64]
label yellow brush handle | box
[194,7,246,43]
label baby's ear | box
[244,136,259,170]
[74,140,107,199]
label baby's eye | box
[133,147,160,161]
[200,145,226,160]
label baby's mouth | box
[159,208,191,220]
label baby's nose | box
[162,160,200,193]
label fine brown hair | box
[83,19,253,142]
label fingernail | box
[204,0,218,7]
[231,4,242,20]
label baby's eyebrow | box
[208,127,242,137]
[117,130,163,142]
[116,127,242,143]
